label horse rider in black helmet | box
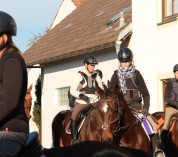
[70,54,104,145]
[109,47,165,157]
[160,64,178,149]
[0,11,29,157]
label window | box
[161,79,169,112]
[56,87,69,106]
[162,0,178,23]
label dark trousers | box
[0,131,28,157]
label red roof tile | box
[23,0,132,66]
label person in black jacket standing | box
[0,11,29,157]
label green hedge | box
[32,75,41,142]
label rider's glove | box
[142,108,149,116]
[92,72,97,79]
[79,94,90,104]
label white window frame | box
[158,0,178,25]
[56,86,70,107]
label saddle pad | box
[156,117,164,135]
[135,113,155,139]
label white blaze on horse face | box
[102,102,108,113]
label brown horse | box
[52,86,120,147]
[24,84,32,119]
[112,91,151,154]
[152,111,178,157]
[44,141,152,157]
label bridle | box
[97,98,144,134]
[101,114,120,131]
[116,117,142,132]
[95,98,121,134]
[115,109,145,132]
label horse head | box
[93,85,121,143]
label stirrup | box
[71,138,80,145]
[154,149,166,157]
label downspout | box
[115,40,122,55]
[115,23,132,55]
[114,12,126,55]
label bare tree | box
[27,28,48,48]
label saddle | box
[134,113,155,139]
[18,131,42,157]
[156,113,178,135]
[129,107,155,139]
[65,105,94,134]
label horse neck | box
[122,103,135,126]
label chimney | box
[119,12,126,28]
[72,0,86,7]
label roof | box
[23,0,132,66]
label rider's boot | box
[70,120,80,145]
[153,133,166,157]
[160,129,168,150]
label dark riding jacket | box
[164,78,178,109]
[70,68,104,104]
[109,69,150,110]
[0,47,29,133]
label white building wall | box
[40,0,178,148]
[132,0,178,113]
[50,0,76,29]
[41,50,118,148]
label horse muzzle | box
[101,130,113,143]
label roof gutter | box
[26,64,43,68]
[26,42,115,66]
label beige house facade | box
[24,0,178,148]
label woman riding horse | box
[161,64,178,149]
[0,11,29,157]
[70,54,104,144]
[109,48,164,157]
[52,84,121,147]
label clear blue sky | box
[0,0,62,53]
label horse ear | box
[114,85,120,97]
[107,80,110,87]
[96,86,105,98]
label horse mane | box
[98,81,137,125]
[24,84,33,119]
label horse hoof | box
[154,149,166,157]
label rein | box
[102,114,120,130]
[98,98,145,133]
[96,98,121,132]
[116,115,145,132]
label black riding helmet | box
[84,54,98,65]
[173,64,178,72]
[118,48,133,62]
[0,11,17,36]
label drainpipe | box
[115,23,132,55]
[115,40,122,55]
[115,12,126,55]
